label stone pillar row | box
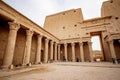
[2,22,95,69]
[59,42,94,62]
[2,22,58,69]
[62,42,85,62]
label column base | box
[54,60,58,62]
[1,65,14,70]
[72,60,75,62]
[22,63,31,67]
[81,60,85,62]
[43,61,48,63]
[91,60,94,62]
[115,60,118,64]
[35,62,42,64]
[26,63,31,66]
[35,62,39,65]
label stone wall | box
[13,28,26,65]
[101,0,120,33]
[0,22,9,66]
[0,0,120,69]
[44,8,83,39]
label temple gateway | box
[0,0,120,69]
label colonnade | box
[59,42,94,62]
[1,22,118,70]
[1,22,58,69]
[4,21,119,70]
[1,21,95,69]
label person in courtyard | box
[76,58,79,62]
[63,56,66,62]
[111,58,115,64]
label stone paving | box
[0,62,120,80]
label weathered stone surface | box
[0,0,120,69]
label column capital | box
[71,42,75,46]
[8,22,20,31]
[64,43,68,46]
[58,44,61,47]
[45,38,49,43]
[79,42,83,46]
[50,40,53,44]
[54,42,57,45]
[108,40,114,44]
[87,41,92,45]
[26,30,34,36]
[37,34,43,38]
[37,34,42,45]
[54,42,57,47]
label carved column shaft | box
[35,35,42,64]
[54,43,57,61]
[71,43,75,62]
[79,42,84,62]
[23,30,33,65]
[2,22,20,69]
[44,38,49,63]
[50,41,53,60]
[88,42,94,62]
[58,44,61,61]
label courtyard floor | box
[0,62,120,80]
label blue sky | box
[4,0,108,27]
[3,0,107,50]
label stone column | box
[109,40,117,64]
[58,44,61,61]
[88,42,94,62]
[64,43,68,61]
[2,22,20,69]
[54,42,57,61]
[71,43,75,62]
[35,35,42,64]
[50,41,53,60]
[23,30,33,66]
[79,42,84,62]
[44,38,49,63]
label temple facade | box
[0,0,120,69]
